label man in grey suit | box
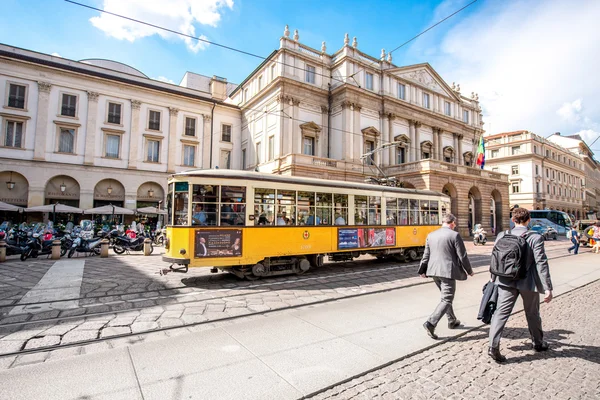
[418,213,474,339]
[488,207,553,362]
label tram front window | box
[173,182,189,226]
[192,185,219,226]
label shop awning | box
[0,201,23,212]
[136,206,167,215]
[25,204,83,213]
[84,205,135,215]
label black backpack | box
[490,230,531,280]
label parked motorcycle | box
[20,232,54,261]
[153,228,166,246]
[68,236,103,258]
[113,235,153,254]
[472,223,487,246]
[0,225,27,256]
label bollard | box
[100,239,109,258]
[51,240,61,260]
[0,241,6,263]
[143,238,152,256]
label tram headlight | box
[179,248,186,255]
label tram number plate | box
[300,244,312,251]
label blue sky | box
[1,0,600,150]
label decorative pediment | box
[361,126,380,137]
[394,134,410,144]
[389,63,458,99]
[299,121,321,132]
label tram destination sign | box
[337,228,396,250]
[194,229,242,258]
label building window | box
[220,150,231,169]
[105,134,120,158]
[546,149,550,157]
[222,124,232,142]
[244,89,249,102]
[365,73,373,90]
[511,146,520,155]
[398,83,406,100]
[271,64,276,81]
[396,146,406,164]
[303,136,315,156]
[512,182,520,193]
[61,94,77,117]
[535,165,539,175]
[552,170,555,179]
[553,186,556,195]
[185,117,196,136]
[256,142,262,163]
[463,110,469,123]
[258,76,263,91]
[444,101,451,116]
[183,145,195,167]
[147,140,160,162]
[242,149,246,169]
[148,110,161,131]
[492,167,499,172]
[107,102,122,124]
[8,84,26,109]
[268,136,274,160]
[4,120,23,148]
[58,128,75,153]
[546,169,549,178]
[536,182,540,193]
[511,165,519,175]
[533,145,537,154]
[547,184,550,193]
[365,140,375,164]
[305,65,316,84]
[491,149,499,158]
[423,93,430,109]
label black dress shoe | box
[423,321,438,339]
[488,347,507,362]
[533,341,549,352]
[448,320,462,329]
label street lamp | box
[6,172,15,191]
[148,188,154,198]
[107,186,113,195]
[60,181,67,193]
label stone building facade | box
[230,27,509,236]
[484,130,585,219]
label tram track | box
[0,246,578,359]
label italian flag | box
[476,136,485,169]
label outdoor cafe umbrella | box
[25,203,83,214]
[84,205,135,216]
[136,206,167,215]
[0,201,23,212]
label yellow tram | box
[163,170,450,279]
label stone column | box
[414,121,421,160]
[292,99,300,154]
[438,130,443,160]
[320,105,328,158]
[83,91,99,165]
[457,134,464,165]
[388,114,395,164]
[452,133,458,164]
[408,120,415,162]
[128,100,142,169]
[33,81,52,160]
[167,107,179,173]
[432,127,438,160]
[353,104,361,162]
[201,114,211,168]
[341,102,350,160]
[381,112,389,166]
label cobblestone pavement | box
[0,238,575,370]
[309,278,600,400]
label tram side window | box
[221,186,246,226]
[386,197,398,225]
[174,182,189,226]
[334,194,348,225]
[192,184,219,226]
[254,188,275,226]
[355,195,367,225]
[167,183,173,226]
[368,196,381,225]
[409,199,419,225]
[298,191,315,225]
[398,198,409,225]
[277,190,296,225]
[420,201,431,225]
[430,201,439,225]
[316,193,332,225]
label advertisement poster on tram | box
[194,229,242,258]
[337,228,395,250]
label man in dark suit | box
[488,207,553,362]
[418,213,474,339]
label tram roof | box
[172,169,448,198]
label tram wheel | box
[245,273,260,281]
[406,249,419,261]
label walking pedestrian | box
[418,213,474,339]
[567,225,580,255]
[488,208,553,362]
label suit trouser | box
[489,285,543,349]
[427,277,457,326]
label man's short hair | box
[512,207,530,224]
[442,213,457,225]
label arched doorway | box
[468,186,482,232]
[93,179,125,207]
[491,189,503,234]
[137,182,165,208]
[45,175,80,207]
[442,183,458,217]
[0,171,28,207]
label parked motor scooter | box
[472,223,487,246]
[20,232,54,261]
[0,227,27,256]
[113,235,153,254]
[68,236,103,258]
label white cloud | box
[409,0,600,143]
[90,0,234,53]
[51,52,62,58]
[153,76,175,84]
[573,129,600,147]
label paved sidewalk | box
[0,249,597,400]
[311,279,600,400]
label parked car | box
[530,224,558,241]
